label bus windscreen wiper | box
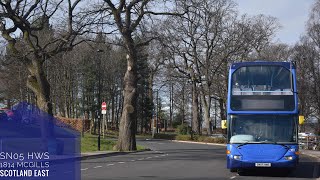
[273,142,290,149]
[237,141,252,148]
[237,141,290,149]
[260,141,290,149]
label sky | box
[236,0,315,45]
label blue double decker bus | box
[225,61,303,173]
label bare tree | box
[98,0,183,151]
[0,0,92,115]
[161,0,279,135]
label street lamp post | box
[96,49,103,151]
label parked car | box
[0,109,8,121]
[299,132,316,140]
[0,108,14,121]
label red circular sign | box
[102,102,107,110]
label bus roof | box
[230,61,295,70]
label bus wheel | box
[283,168,294,176]
[237,169,247,176]
[230,168,237,172]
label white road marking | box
[155,156,159,158]
[138,158,144,160]
[81,168,88,171]
[131,160,136,162]
[94,166,102,169]
[118,162,125,164]
[160,155,166,156]
[146,157,152,159]
[107,164,114,166]
[230,176,236,179]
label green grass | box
[81,133,147,152]
[81,133,117,152]
[137,145,145,151]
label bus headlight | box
[284,156,293,160]
[233,155,242,160]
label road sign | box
[102,102,107,110]
[101,110,107,114]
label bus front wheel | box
[230,168,237,172]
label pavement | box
[79,139,224,160]
[301,149,320,160]
[81,150,150,160]
[81,139,320,180]
[79,140,320,161]
[172,140,320,161]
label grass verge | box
[81,133,146,152]
[81,133,116,152]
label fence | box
[56,117,91,132]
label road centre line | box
[230,176,236,179]
[94,166,102,169]
[81,168,88,171]
[107,164,114,166]
[118,162,125,164]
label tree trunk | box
[148,74,154,132]
[112,94,115,129]
[182,83,185,125]
[27,58,53,151]
[192,81,200,134]
[169,83,173,128]
[201,94,212,135]
[116,35,138,151]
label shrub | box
[175,134,226,144]
[208,137,226,144]
[176,134,193,141]
[153,133,176,140]
[176,124,190,135]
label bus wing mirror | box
[299,115,305,125]
[221,120,227,129]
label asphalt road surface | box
[81,139,320,180]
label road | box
[81,139,320,180]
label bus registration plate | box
[255,163,271,167]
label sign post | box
[101,102,107,139]
[96,110,101,151]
